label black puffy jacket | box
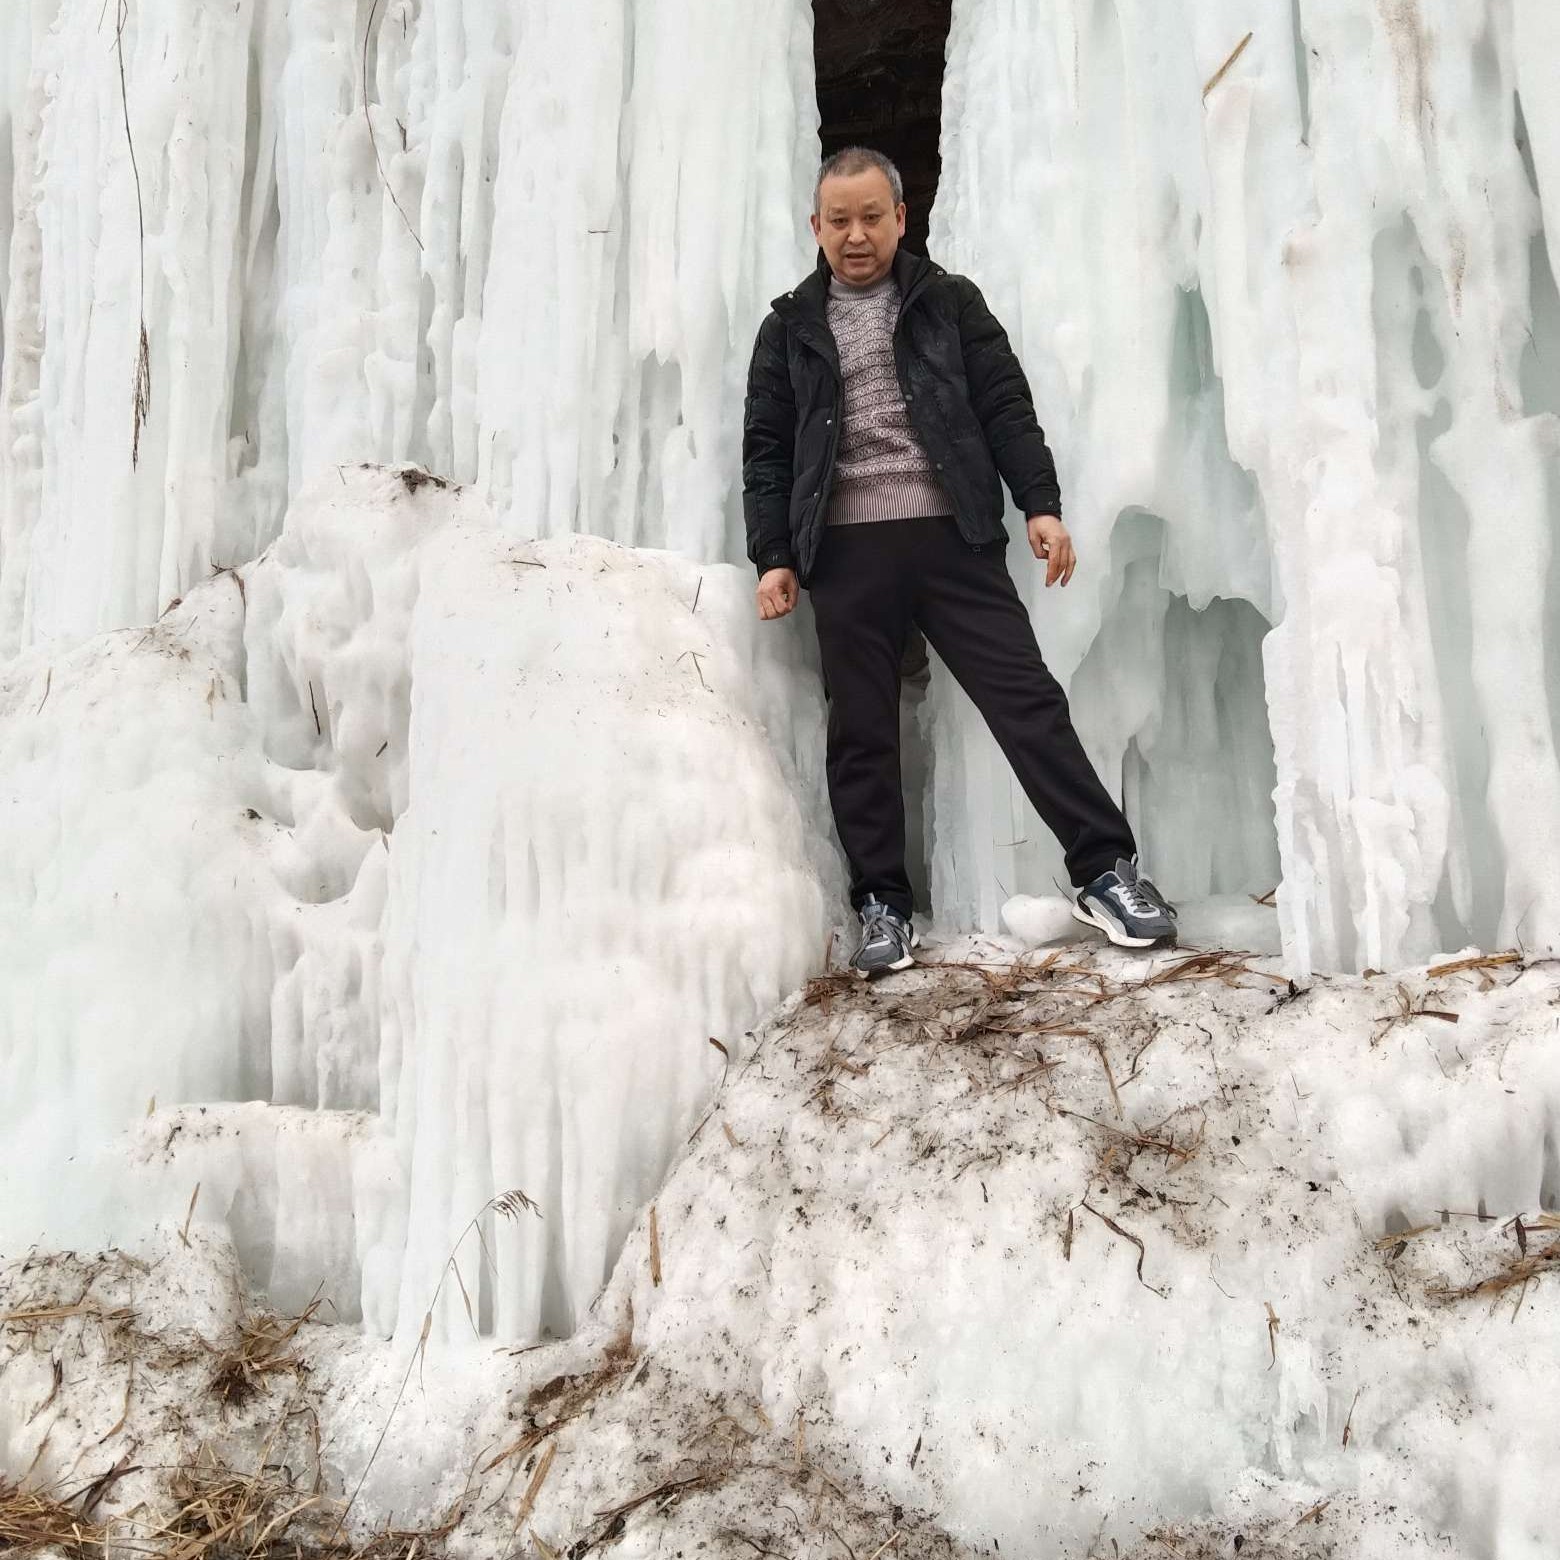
[741,244,1063,585]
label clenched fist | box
[756,567,799,621]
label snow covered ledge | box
[0,464,839,1339]
[4,942,1556,1556]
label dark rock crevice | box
[812,0,954,252]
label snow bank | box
[6,942,1556,1555]
[623,939,1560,1554]
[0,1233,969,1560]
[0,464,836,1342]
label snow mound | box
[8,941,1555,1555]
[0,1234,968,1560]
[0,464,837,1345]
[620,939,1560,1554]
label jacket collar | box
[772,244,942,325]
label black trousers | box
[807,515,1137,919]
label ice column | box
[0,0,818,654]
[930,0,1560,971]
[1,0,259,652]
[475,0,818,557]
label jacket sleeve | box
[955,277,1063,519]
[741,311,799,576]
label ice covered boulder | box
[0,464,838,1345]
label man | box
[742,146,1176,977]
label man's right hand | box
[756,567,799,621]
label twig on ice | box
[676,649,710,691]
[362,0,423,250]
[512,1441,556,1534]
[113,2,152,466]
[179,1181,201,1246]
[1425,951,1521,978]
[1080,1201,1165,1296]
[1341,1387,1361,1447]
[1091,1037,1122,1118]
[1202,30,1253,100]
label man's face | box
[810,168,905,286]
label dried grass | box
[796,949,1242,1178]
[139,1437,465,1559]
[484,1327,639,1480]
[1426,1231,1560,1309]
[0,1439,464,1560]
[803,947,1261,1069]
[798,947,1249,1291]
[208,1294,321,1406]
[1424,951,1522,978]
[0,1477,107,1556]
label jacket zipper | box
[780,259,946,566]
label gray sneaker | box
[1073,857,1178,948]
[850,895,920,978]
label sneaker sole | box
[1071,901,1175,950]
[853,951,915,979]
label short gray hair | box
[812,146,904,214]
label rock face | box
[812,0,953,249]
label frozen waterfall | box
[928,0,1560,974]
[2,0,1560,1348]
[0,0,819,648]
[4,2,1554,980]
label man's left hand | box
[1026,514,1076,587]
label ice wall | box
[0,0,818,651]
[0,465,834,1340]
[4,0,1558,992]
[929,0,1560,972]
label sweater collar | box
[827,269,896,302]
[774,244,940,323]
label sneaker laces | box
[1114,872,1174,919]
[861,901,905,943]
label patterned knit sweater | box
[825,271,955,525]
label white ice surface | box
[4,4,1558,975]
[0,464,837,1342]
[5,5,1558,976]
[929,0,1560,972]
[0,0,817,651]
[2,10,1560,1543]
